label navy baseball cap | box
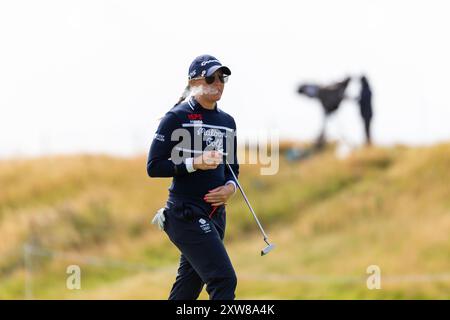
[188,54,231,80]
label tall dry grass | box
[0,144,449,299]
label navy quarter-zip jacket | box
[147,97,239,199]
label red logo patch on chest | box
[188,114,203,120]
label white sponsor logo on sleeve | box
[154,133,165,142]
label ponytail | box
[174,85,190,106]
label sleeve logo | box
[153,133,165,142]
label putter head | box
[261,243,276,256]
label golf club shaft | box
[225,161,269,240]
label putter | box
[225,160,275,256]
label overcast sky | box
[1,0,449,158]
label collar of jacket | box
[188,97,220,113]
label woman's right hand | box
[193,151,223,170]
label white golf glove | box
[151,207,166,231]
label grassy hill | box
[0,143,449,299]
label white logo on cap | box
[201,59,220,66]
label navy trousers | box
[163,196,237,300]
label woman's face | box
[190,70,226,102]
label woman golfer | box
[147,54,239,300]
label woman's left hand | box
[203,184,236,207]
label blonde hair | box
[174,85,191,106]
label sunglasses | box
[192,74,229,84]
